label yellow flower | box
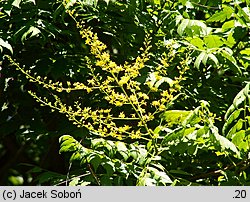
[101,52,110,61]
[118,112,125,118]
[86,87,93,93]
[152,101,160,107]
[159,104,166,111]
[108,61,116,68]
[87,79,95,85]
[115,101,123,107]
[118,76,130,86]
[96,60,106,67]
[161,90,169,97]
[129,95,137,103]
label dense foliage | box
[0,0,250,185]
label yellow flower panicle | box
[7,3,189,141]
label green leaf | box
[138,152,148,166]
[204,35,224,48]
[36,171,64,185]
[202,52,209,66]
[240,48,250,55]
[80,181,91,186]
[88,154,102,171]
[91,138,105,147]
[191,20,210,36]
[155,77,174,88]
[116,141,127,152]
[187,144,198,155]
[208,53,219,66]
[12,0,22,8]
[210,126,241,158]
[236,5,250,23]
[21,26,41,43]
[60,138,76,147]
[178,0,188,6]
[207,6,234,22]
[60,135,74,142]
[226,119,244,139]
[220,48,241,74]
[59,135,84,154]
[69,177,80,186]
[222,20,235,31]
[137,173,156,186]
[103,162,115,176]
[27,0,36,4]
[70,151,83,162]
[222,109,243,136]
[160,110,191,125]
[130,150,139,160]
[0,38,13,54]
[59,144,76,153]
[232,130,249,152]
[177,19,189,36]
[116,141,129,160]
[196,126,209,137]
[195,51,207,68]
[148,167,172,184]
[231,130,245,147]
[162,128,185,144]
[225,83,249,120]
[225,32,236,48]
[238,141,249,152]
[188,37,205,49]
[153,126,164,135]
[181,107,201,127]
[184,127,197,136]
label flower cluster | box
[8,3,190,140]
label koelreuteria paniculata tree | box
[3,0,250,186]
[6,0,189,141]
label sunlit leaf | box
[148,167,172,184]
[225,32,236,47]
[240,48,250,55]
[0,38,13,54]
[231,130,245,146]
[207,5,234,22]
[208,53,219,66]
[70,151,83,162]
[222,109,243,136]
[204,35,224,48]
[12,0,22,8]
[195,51,207,68]
[222,20,235,31]
[210,126,241,158]
[177,19,189,36]
[21,26,41,43]
[155,77,174,88]
[236,4,250,23]
[225,83,249,120]
[226,119,244,139]
[188,37,205,49]
[116,141,129,160]
[160,110,191,125]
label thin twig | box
[190,158,250,181]
[191,2,220,10]
[65,162,72,186]
[87,163,100,185]
[54,172,91,186]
